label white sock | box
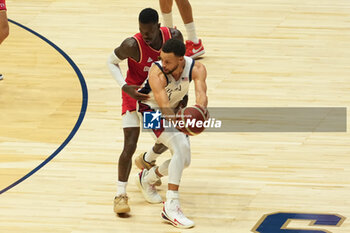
[145,148,161,163]
[145,167,160,184]
[162,12,173,28]
[166,190,179,201]
[184,22,199,44]
[158,159,171,176]
[116,181,127,196]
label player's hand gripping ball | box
[176,105,209,136]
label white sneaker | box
[135,169,162,204]
[161,199,195,229]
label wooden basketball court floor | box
[1,0,350,232]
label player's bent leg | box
[149,131,191,183]
[167,133,191,184]
[156,133,194,228]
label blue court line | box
[0,19,88,195]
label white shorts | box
[122,111,141,128]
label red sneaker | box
[185,39,205,59]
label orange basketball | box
[176,105,209,136]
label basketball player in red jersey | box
[107,8,184,214]
[0,0,9,80]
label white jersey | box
[139,56,195,110]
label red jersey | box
[125,27,172,85]
[122,27,172,114]
[0,0,6,11]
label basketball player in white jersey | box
[136,38,208,228]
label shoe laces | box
[169,200,185,217]
[115,194,128,203]
[149,184,156,192]
[176,205,185,217]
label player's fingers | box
[135,93,149,100]
[137,92,149,97]
[136,96,149,101]
[129,85,141,89]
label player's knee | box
[182,145,190,164]
[0,22,9,44]
[122,142,137,156]
[175,0,186,5]
[171,151,190,170]
[173,134,191,165]
[177,144,191,168]
[119,151,132,164]
[184,154,191,168]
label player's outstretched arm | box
[107,37,149,101]
[192,61,208,109]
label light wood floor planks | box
[1,0,350,232]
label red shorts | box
[122,91,137,115]
[0,0,6,11]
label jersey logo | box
[143,66,150,72]
[143,111,161,129]
[166,85,182,100]
[147,57,153,63]
[182,77,189,81]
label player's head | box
[138,8,160,45]
[160,39,186,75]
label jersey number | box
[252,212,345,233]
